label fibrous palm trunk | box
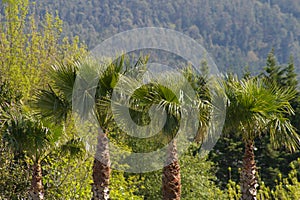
[29,161,44,200]
[240,140,258,200]
[92,129,111,200]
[162,139,181,200]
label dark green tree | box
[263,48,285,86]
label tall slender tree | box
[0,79,83,199]
[35,56,147,200]
[34,60,110,200]
[224,76,300,200]
[262,48,285,86]
[3,112,49,200]
[127,68,210,200]
[1,106,83,200]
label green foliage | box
[210,52,300,197]
[227,158,300,200]
[43,154,145,200]
[224,75,299,150]
[0,1,87,198]
[263,48,285,86]
[270,158,300,199]
[2,110,53,161]
[227,179,241,200]
[0,0,86,101]
[180,153,228,199]
[136,171,162,199]
[136,145,228,199]
[0,79,22,110]
[34,61,79,123]
[2,1,300,198]
[0,141,30,199]
[209,134,244,189]
[283,56,298,89]
[110,172,144,200]
[42,154,92,199]
[30,0,300,74]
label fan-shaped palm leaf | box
[224,76,300,200]
[33,61,79,123]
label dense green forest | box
[28,0,300,75]
[1,0,300,200]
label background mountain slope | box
[31,0,300,75]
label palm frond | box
[34,85,70,123]
[268,116,300,152]
[224,76,299,149]
[60,138,85,158]
[50,61,79,102]
[33,60,79,123]
[2,110,53,160]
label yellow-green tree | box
[0,0,87,198]
[0,0,86,101]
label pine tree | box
[263,48,285,86]
[284,56,298,89]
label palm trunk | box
[162,139,181,200]
[29,161,44,200]
[240,140,258,200]
[92,129,111,200]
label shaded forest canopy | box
[25,0,300,75]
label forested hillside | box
[31,0,300,74]
[1,1,300,199]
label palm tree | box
[35,56,147,200]
[131,83,183,199]
[89,58,124,200]
[2,108,57,200]
[126,69,210,200]
[35,60,108,200]
[150,83,182,200]
[224,76,300,200]
[0,80,48,199]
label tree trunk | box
[92,129,111,200]
[162,140,181,200]
[240,140,258,200]
[29,161,44,200]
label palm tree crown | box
[224,75,300,200]
[225,76,299,150]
